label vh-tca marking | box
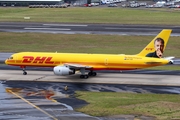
[5,29,174,79]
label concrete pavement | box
[1,70,180,86]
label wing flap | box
[64,63,92,69]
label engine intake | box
[53,66,75,75]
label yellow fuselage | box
[5,52,169,70]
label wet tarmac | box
[0,81,98,120]
[1,80,180,120]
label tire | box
[80,75,89,79]
[23,72,27,75]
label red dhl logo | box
[145,48,153,50]
[22,56,54,64]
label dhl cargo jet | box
[5,29,174,79]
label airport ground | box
[1,65,180,119]
[1,21,180,119]
[1,69,180,86]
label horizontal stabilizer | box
[163,56,175,60]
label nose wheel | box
[22,67,27,75]
[23,71,27,75]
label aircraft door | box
[104,58,108,66]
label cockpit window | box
[9,56,13,59]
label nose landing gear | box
[23,70,27,75]
[21,66,27,75]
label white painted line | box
[24,28,71,31]
[105,27,162,30]
[43,24,88,27]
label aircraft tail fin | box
[137,29,172,58]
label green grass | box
[76,91,180,119]
[0,7,180,25]
[1,32,180,56]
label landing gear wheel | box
[80,75,89,79]
[23,71,27,75]
[88,72,92,76]
[88,71,97,76]
[21,66,27,75]
[80,75,84,79]
[92,72,97,76]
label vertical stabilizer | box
[137,29,172,58]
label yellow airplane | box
[5,29,174,79]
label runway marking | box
[6,89,58,120]
[105,27,162,30]
[43,24,88,27]
[24,28,70,31]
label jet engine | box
[53,66,75,75]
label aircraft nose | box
[5,59,8,65]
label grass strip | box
[1,32,179,56]
[75,91,180,119]
[0,8,180,25]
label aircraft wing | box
[64,63,92,69]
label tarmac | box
[1,68,180,120]
[1,70,180,86]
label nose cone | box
[5,59,8,65]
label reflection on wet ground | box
[1,81,180,120]
[0,81,98,120]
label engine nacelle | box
[53,66,75,76]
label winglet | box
[137,29,172,58]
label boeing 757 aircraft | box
[5,29,174,79]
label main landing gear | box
[80,74,89,79]
[79,69,97,79]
